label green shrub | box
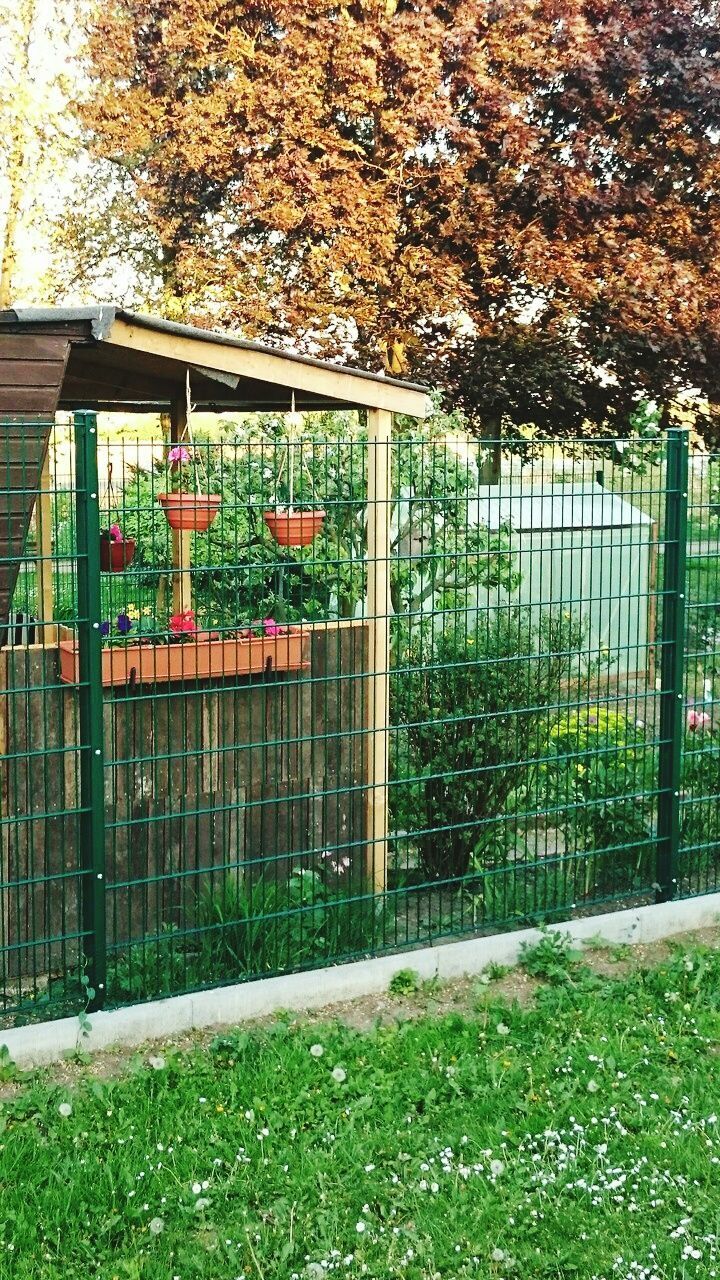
[537,706,656,894]
[390,608,589,882]
[107,868,387,1003]
[109,926,188,1003]
[680,725,720,879]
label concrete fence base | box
[3,893,719,1069]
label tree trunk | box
[0,0,37,308]
[479,411,502,484]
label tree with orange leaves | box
[76,0,720,438]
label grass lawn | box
[2,933,720,1280]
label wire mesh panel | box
[90,416,377,1003]
[0,416,86,1020]
[2,411,720,1021]
[387,433,667,939]
[680,449,720,895]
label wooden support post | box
[35,448,55,644]
[365,408,392,893]
[170,399,192,616]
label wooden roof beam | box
[103,317,431,418]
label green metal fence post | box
[74,410,107,1008]
[656,427,689,903]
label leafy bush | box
[537,706,656,894]
[680,724,720,878]
[390,608,589,882]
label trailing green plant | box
[390,608,589,881]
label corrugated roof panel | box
[471,483,655,530]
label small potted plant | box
[264,508,326,547]
[99,523,135,572]
[264,398,325,547]
[158,444,221,532]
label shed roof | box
[472,483,655,531]
[0,306,431,417]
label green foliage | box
[116,412,518,627]
[109,927,188,1003]
[388,968,421,996]
[0,1045,18,1083]
[519,928,581,984]
[473,864,579,930]
[680,726,720,874]
[197,868,384,979]
[390,608,589,881]
[108,869,384,1003]
[537,706,656,891]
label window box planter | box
[58,628,308,687]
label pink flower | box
[687,708,711,732]
[108,523,123,542]
[262,618,283,636]
[167,445,191,466]
[169,609,197,634]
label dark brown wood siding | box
[0,624,368,980]
[0,334,70,415]
[0,334,70,628]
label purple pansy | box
[116,613,133,634]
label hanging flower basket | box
[99,526,136,572]
[158,492,221,532]
[158,441,220,531]
[264,508,326,547]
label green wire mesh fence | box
[0,414,718,1023]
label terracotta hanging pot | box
[264,508,326,547]
[158,493,221,532]
[99,537,136,572]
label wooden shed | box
[0,307,430,1005]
